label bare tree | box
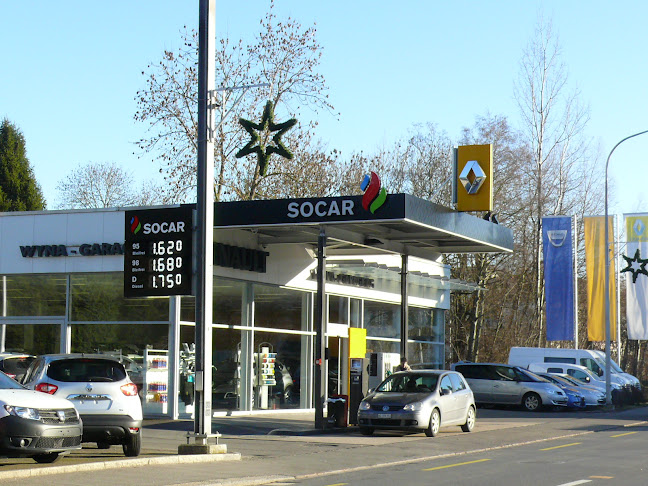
[134,0,335,202]
[55,161,163,209]
[514,16,593,345]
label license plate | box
[377,413,391,419]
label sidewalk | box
[1,407,646,486]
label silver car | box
[357,370,476,437]
[452,362,568,411]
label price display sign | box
[124,206,193,298]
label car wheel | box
[122,432,142,457]
[425,408,440,437]
[461,405,476,432]
[97,441,111,449]
[522,392,542,412]
[33,452,62,464]
[359,427,374,436]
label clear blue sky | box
[2,1,647,215]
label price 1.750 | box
[151,273,183,289]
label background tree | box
[135,1,336,202]
[55,161,164,209]
[0,119,46,211]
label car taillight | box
[35,383,58,394]
[121,383,138,396]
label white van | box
[508,347,639,396]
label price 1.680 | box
[150,256,183,272]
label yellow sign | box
[348,328,367,358]
[456,144,493,212]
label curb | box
[0,453,242,481]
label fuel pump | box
[348,357,369,425]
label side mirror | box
[598,369,604,377]
[440,388,451,396]
[367,388,374,394]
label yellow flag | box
[584,216,617,341]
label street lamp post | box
[604,129,648,406]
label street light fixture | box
[604,129,648,406]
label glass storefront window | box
[1,275,66,317]
[71,323,169,415]
[407,341,444,369]
[253,330,303,410]
[408,307,444,343]
[180,278,243,326]
[366,339,399,355]
[70,273,168,322]
[254,284,305,331]
[2,323,60,355]
[364,300,400,339]
[328,295,348,324]
[350,298,362,328]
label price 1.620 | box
[150,240,183,256]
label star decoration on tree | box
[620,248,648,283]
[235,100,297,176]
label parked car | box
[451,362,568,411]
[21,354,143,456]
[526,362,626,405]
[536,372,605,408]
[0,353,36,382]
[527,371,585,410]
[0,370,82,463]
[357,370,476,437]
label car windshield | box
[522,369,547,382]
[376,373,439,393]
[0,356,35,375]
[0,371,25,389]
[47,358,127,382]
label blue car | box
[530,371,585,410]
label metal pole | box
[616,214,622,361]
[604,129,648,406]
[573,216,578,349]
[194,0,216,438]
[314,227,327,429]
[400,255,409,358]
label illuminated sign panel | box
[456,144,493,212]
[124,206,193,298]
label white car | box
[22,354,143,456]
[0,370,82,463]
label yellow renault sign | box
[456,144,493,212]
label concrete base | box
[178,443,228,455]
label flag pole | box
[605,129,648,407]
[573,215,578,350]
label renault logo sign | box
[459,160,487,194]
[455,144,493,212]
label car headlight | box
[550,389,564,395]
[403,402,423,412]
[359,401,371,411]
[4,405,40,420]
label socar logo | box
[361,172,387,214]
[130,216,142,234]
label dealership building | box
[0,193,512,419]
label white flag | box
[623,214,648,340]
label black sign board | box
[124,206,193,298]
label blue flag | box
[543,216,575,341]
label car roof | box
[37,353,123,363]
[390,370,453,376]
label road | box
[1,406,646,485]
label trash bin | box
[326,394,348,428]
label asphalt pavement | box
[1,406,647,486]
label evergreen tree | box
[0,119,46,211]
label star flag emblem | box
[621,248,648,283]
[235,101,297,177]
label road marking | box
[589,476,614,479]
[539,442,581,451]
[556,480,591,486]
[325,483,348,486]
[422,458,490,471]
[610,431,637,438]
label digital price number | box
[124,207,193,298]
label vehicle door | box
[437,374,457,423]
[492,366,519,403]
[449,373,470,422]
[455,365,492,404]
